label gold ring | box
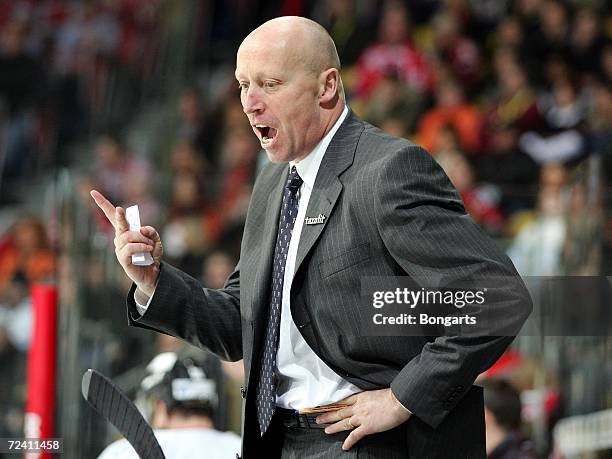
[346,417,354,429]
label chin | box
[265,148,292,164]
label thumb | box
[115,207,129,233]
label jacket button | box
[240,386,246,399]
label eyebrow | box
[234,71,283,82]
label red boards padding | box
[25,283,58,458]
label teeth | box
[262,136,270,142]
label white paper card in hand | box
[125,205,154,266]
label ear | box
[318,68,340,104]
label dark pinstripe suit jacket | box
[127,111,532,458]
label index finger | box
[90,190,117,228]
[316,406,354,425]
[337,393,359,406]
[90,190,129,234]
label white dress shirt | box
[136,105,361,410]
[275,105,361,409]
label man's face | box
[235,37,323,163]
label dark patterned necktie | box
[256,165,303,435]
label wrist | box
[137,268,160,299]
[389,389,412,420]
[134,286,152,304]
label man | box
[97,352,241,459]
[92,16,531,458]
[483,379,535,459]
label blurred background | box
[0,0,610,457]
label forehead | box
[235,35,304,79]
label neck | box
[165,416,214,430]
[320,102,346,138]
[486,426,509,454]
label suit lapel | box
[294,111,364,275]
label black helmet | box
[141,352,219,416]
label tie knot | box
[286,166,303,195]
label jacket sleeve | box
[126,260,243,362]
[375,146,532,428]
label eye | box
[264,80,279,90]
[238,82,249,91]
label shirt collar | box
[290,105,349,190]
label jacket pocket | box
[319,242,370,278]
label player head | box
[141,352,219,429]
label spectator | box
[90,133,152,205]
[519,77,587,165]
[561,180,601,275]
[0,274,31,352]
[310,0,373,67]
[354,0,432,98]
[584,79,612,155]
[379,116,408,138]
[483,379,535,459]
[0,216,55,293]
[201,251,235,290]
[0,21,42,179]
[467,0,513,40]
[363,69,425,135]
[481,47,541,153]
[530,0,570,68]
[507,164,567,276]
[197,93,253,173]
[473,123,539,215]
[110,0,160,68]
[170,141,206,177]
[569,8,608,80]
[417,78,482,154]
[123,169,161,230]
[162,172,210,276]
[436,146,505,234]
[175,88,216,169]
[493,15,524,51]
[205,128,258,256]
[431,12,482,93]
[53,2,120,76]
[0,22,42,114]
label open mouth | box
[254,125,278,146]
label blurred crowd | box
[0,0,611,457]
[0,0,162,188]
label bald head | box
[235,16,346,164]
[238,16,344,98]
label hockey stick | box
[82,369,165,459]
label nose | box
[242,86,265,115]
